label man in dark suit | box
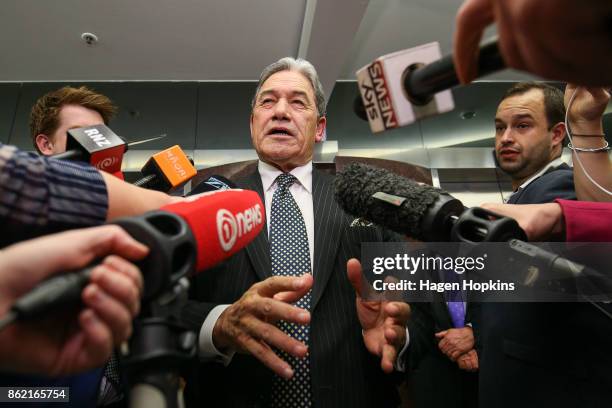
[477,82,612,407]
[405,294,479,408]
[180,57,410,408]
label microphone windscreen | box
[334,162,441,237]
[162,189,265,271]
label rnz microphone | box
[355,38,504,133]
[5,189,265,323]
[51,124,127,173]
[133,145,197,192]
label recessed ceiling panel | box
[0,0,305,81]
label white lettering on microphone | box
[84,128,112,147]
[368,61,397,129]
[217,203,263,252]
[165,150,187,177]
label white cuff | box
[198,304,235,365]
[361,327,410,372]
[394,327,410,372]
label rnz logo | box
[96,156,119,171]
[84,128,112,147]
[217,204,263,251]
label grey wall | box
[2,81,611,204]
[4,81,611,152]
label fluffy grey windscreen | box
[334,162,442,238]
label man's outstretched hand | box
[213,274,313,379]
[346,258,411,373]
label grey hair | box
[251,57,327,117]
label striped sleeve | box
[0,144,108,229]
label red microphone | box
[161,189,264,271]
[4,189,265,322]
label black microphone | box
[51,124,127,173]
[334,162,523,242]
[187,174,236,196]
[334,163,610,290]
[354,38,504,131]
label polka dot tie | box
[269,173,312,408]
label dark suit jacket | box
[479,164,612,408]
[180,168,401,408]
[506,163,575,205]
[406,289,478,408]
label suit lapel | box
[507,163,570,204]
[310,169,343,311]
[239,171,272,281]
[429,281,454,330]
[432,301,454,330]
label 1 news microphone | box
[187,174,236,196]
[354,38,504,133]
[1,189,265,326]
[133,145,197,192]
[51,124,127,173]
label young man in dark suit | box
[494,82,575,205]
[478,82,612,407]
[181,57,411,408]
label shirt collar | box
[258,160,313,194]
[517,157,565,191]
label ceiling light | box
[81,32,99,46]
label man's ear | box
[315,116,327,143]
[550,122,566,148]
[249,113,256,144]
[35,134,54,155]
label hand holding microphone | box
[0,225,146,376]
[479,202,564,241]
[454,0,612,86]
[1,189,266,327]
[354,38,504,133]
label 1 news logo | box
[217,204,263,251]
